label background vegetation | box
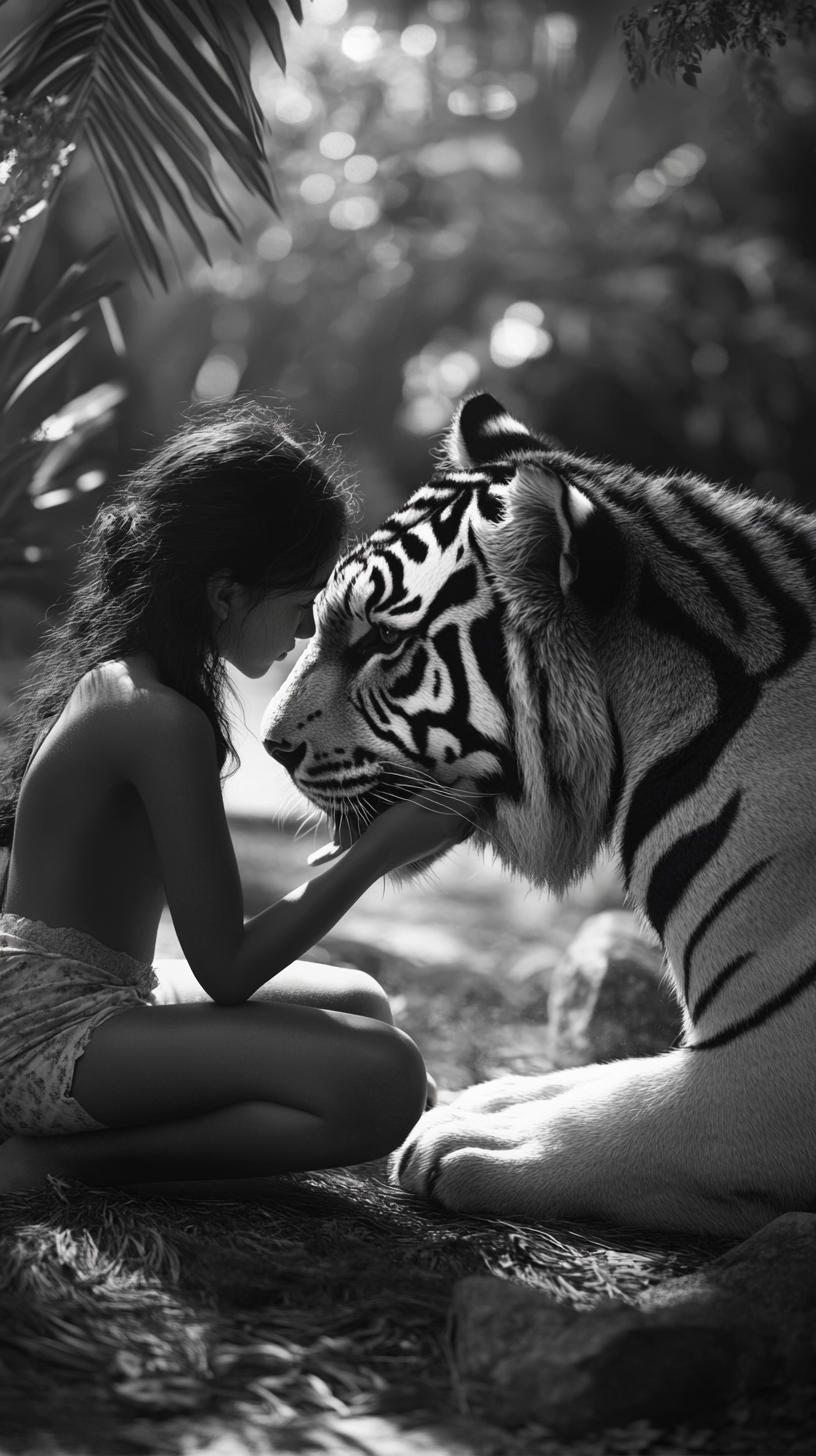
[1,0,815,709]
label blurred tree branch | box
[620,2,816,115]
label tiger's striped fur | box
[262,392,816,1235]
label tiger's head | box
[262,393,623,890]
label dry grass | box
[0,1167,719,1455]
[1,1167,814,1454]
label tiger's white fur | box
[262,393,816,1236]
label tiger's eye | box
[377,624,400,648]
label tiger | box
[261,391,816,1237]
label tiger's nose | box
[264,740,308,774]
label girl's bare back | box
[5,657,204,965]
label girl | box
[0,403,467,1193]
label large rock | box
[451,1213,816,1434]
[546,910,682,1066]
[640,1210,816,1382]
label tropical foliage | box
[0,0,301,282]
[94,0,813,521]
[620,1,816,114]
[1,0,815,693]
[0,0,296,609]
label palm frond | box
[0,244,127,550]
[0,0,302,283]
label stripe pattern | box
[265,391,816,1060]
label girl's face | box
[211,552,338,679]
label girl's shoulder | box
[70,657,213,746]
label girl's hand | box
[308,785,474,869]
[366,786,474,872]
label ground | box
[2,816,813,1456]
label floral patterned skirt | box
[0,914,158,1136]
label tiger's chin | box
[303,773,487,881]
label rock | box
[451,1277,758,1434]
[451,1214,816,1434]
[546,910,682,1066]
[505,946,560,1020]
[640,1211,816,1382]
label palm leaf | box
[0,0,301,282]
[3,326,87,413]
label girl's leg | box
[154,960,436,1108]
[0,998,426,1192]
[153,957,394,1022]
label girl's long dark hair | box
[0,400,355,851]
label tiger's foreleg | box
[392,1032,816,1236]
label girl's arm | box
[124,689,466,1003]
[221,799,462,1004]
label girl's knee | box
[353,1024,427,1151]
[254,962,394,1023]
[324,967,393,1022]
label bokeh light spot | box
[436,350,480,395]
[447,88,480,116]
[300,173,336,204]
[207,259,245,294]
[33,487,73,510]
[634,170,667,202]
[400,24,437,57]
[342,26,381,63]
[275,88,313,126]
[401,395,454,434]
[310,0,347,21]
[369,239,403,269]
[505,301,545,326]
[75,469,107,493]
[416,136,521,177]
[344,154,377,183]
[320,131,356,159]
[256,225,293,262]
[193,353,243,400]
[482,85,517,119]
[543,13,578,49]
[330,196,381,230]
[663,144,706,180]
[490,318,553,367]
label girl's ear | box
[206,571,243,624]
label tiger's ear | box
[486,464,625,621]
[446,393,536,469]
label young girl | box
[0,403,466,1193]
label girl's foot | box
[0,1134,71,1193]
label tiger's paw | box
[451,1066,608,1115]
[389,1105,540,1214]
[451,1071,567,1114]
